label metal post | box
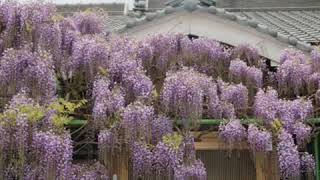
[124,0,128,16]
[145,0,149,10]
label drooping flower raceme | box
[218,119,247,147]
[300,152,315,173]
[0,48,56,102]
[153,141,183,174]
[143,34,183,73]
[92,76,125,125]
[311,49,320,72]
[246,66,263,88]
[180,37,230,77]
[123,71,153,102]
[254,88,279,124]
[280,48,306,65]
[162,68,213,122]
[278,98,313,132]
[121,102,154,143]
[293,122,312,147]
[277,130,300,179]
[131,142,153,178]
[151,116,173,144]
[220,83,248,113]
[232,44,260,67]
[174,160,207,180]
[276,55,311,96]
[32,131,73,180]
[247,124,272,152]
[73,11,104,35]
[229,59,248,81]
[71,35,109,79]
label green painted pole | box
[66,118,320,128]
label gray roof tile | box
[234,9,320,43]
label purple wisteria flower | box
[232,44,260,66]
[246,66,263,88]
[162,68,214,122]
[143,34,183,72]
[71,35,109,79]
[180,37,230,76]
[221,83,248,113]
[311,49,320,72]
[278,98,313,132]
[280,48,306,64]
[121,101,154,142]
[153,141,183,173]
[73,11,104,35]
[131,142,153,178]
[218,119,247,147]
[205,82,222,119]
[0,48,56,102]
[32,131,73,180]
[276,54,311,95]
[247,124,272,152]
[151,116,173,144]
[174,160,207,180]
[123,71,153,102]
[98,129,115,151]
[254,88,279,124]
[293,122,312,147]
[92,76,125,124]
[300,152,315,173]
[277,130,300,179]
[229,59,248,79]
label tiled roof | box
[217,0,320,8]
[234,10,320,43]
[104,16,133,32]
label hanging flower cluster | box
[1,2,320,179]
[0,48,56,102]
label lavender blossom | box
[232,44,260,66]
[132,142,153,177]
[123,71,153,102]
[151,116,173,144]
[277,130,300,178]
[121,102,154,142]
[311,49,320,72]
[246,66,263,88]
[254,88,279,124]
[71,35,109,79]
[221,83,248,113]
[92,77,125,124]
[280,48,306,64]
[247,124,272,152]
[278,98,313,132]
[174,160,207,180]
[218,119,247,146]
[161,68,209,122]
[229,59,248,80]
[300,152,315,173]
[73,11,104,35]
[32,131,73,180]
[0,48,56,102]
[293,122,312,147]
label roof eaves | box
[206,6,313,52]
[117,3,314,52]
